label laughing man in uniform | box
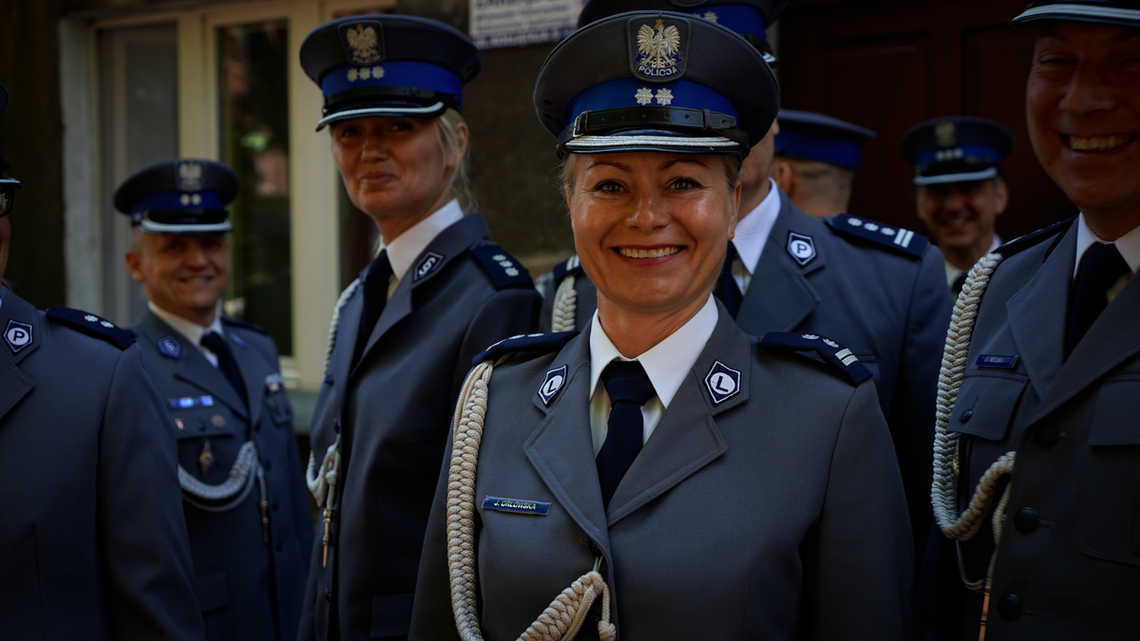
[119,158,313,641]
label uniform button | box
[1015,507,1040,534]
[959,409,974,423]
[998,594,1022,621]
[197,421,206,432]
[587,540,602,557]
[325,588,332,602]
[272,500,280,512]
[1035,422,1062,447]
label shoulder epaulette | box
[759,332,872,385]
[995,216,1075,259]
[827,214,930,259]
[552,254,584,283]
[473,331,579,366]
[221,316,269,335]
[46,307,135,350]
[470,243,535,290]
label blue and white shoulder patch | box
[46,307,135,350]
[220,316,269,335]
[552,254,584,283]
[828,214,930,259]
[760,332,872,385]
[473,331,579,366]
[471,244,534,290]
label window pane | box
[217,20,293,355]
[99,23,179,327]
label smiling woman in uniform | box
[410,11,912,641]
[296,15,541,641]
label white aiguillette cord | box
[447,356,616,641]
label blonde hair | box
[436,108,477,213]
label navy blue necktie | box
[1066,242,1130,357]
[353,250,392,368]
[596,360,655,509]
[201,331,247,404]
[713,242,743,318]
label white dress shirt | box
[730,178,781,294]
[380,198,464,297]
[1074,213,1140,279]
[587,295,719,456]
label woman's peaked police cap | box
[300,14,482,131]
[534,11,779,159]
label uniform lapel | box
[0,292,43,421]
[353,213,490,376]
[228,329,263,427]
[523,331,612,555]
[1031,262,1140,423]
[1005,227,1075,403]
[332,287,363,414]
[736,193,823,334]
[606,305,744,525]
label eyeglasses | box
[0,177,22,218]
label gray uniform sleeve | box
[97,343,207,640]
[802,380,913,641]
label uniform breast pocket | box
[1077,378,1140,565]
[264,388,294,427]
[949,373,1028,442]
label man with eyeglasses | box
[0,81,207,641]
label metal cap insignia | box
[934,120,956,147]
[177,161,203,191]
[628,16,691,83]
[339,21,385,66]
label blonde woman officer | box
[297,15,542,641]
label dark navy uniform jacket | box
[0,288,206,641]
[299,213,541,641]
[540,189,952,553]
[928,219,1140,640]
[131,308,313,641]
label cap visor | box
[913,167,999,186]
[316,102,447,130]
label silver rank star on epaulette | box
[492,254,520,277]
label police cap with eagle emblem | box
[775,109,877,170]
[577,0,788,64]
[899,116,1013,186]
[1012,0,1140,27]
[534,11,778,158]
[299,14,482,131]
[113,158,239,234]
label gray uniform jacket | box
[410,303,913,641]
[131,309,314,641]
[0,288,206,641]
[299,213,542,641]
[540,189,952,552]
[931,218,1140,640]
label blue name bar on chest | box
[976,354,1019,369]
[482,496,551,516]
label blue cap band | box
[916,144,1003,168]
[776,130,865,169]
[320,60,463,108]
[130,190,224,217]
[680,6,767,38]
[564,78,740,128]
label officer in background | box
[770,109,876,218]
[926,2,1140,638]
[544,0,952,561]
[297,15,541,640]
[118,158,313,641]
[0,83,207,641]
[901,116,1012,298]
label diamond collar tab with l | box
[704,360,741,404]
[538,365,568,405]
[4,319,33,353]
[629,16,691,82]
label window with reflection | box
[217,20,293,354]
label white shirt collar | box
[148,301,224,346]
[380,199,464,281]
[588,294,719,409]
[730,178,781,275]
[1075,213,1140,279]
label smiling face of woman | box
[566,152,740,333]
[331,115,468,242]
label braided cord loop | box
[931,253,1019,589]
[447,357,615,641]
[551,275,578,333]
